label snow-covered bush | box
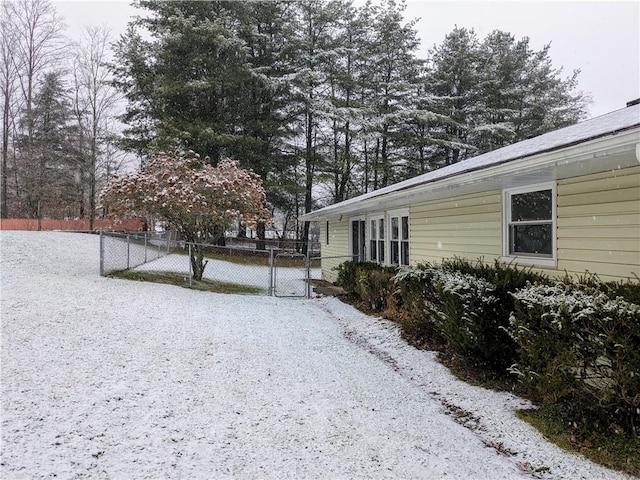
[433,258,550,372]
[394,258,550,371]
[394,265,443,344]
[432,269,505,368]
[510,282,640,435]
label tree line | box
[0,0,123,227]
[1,0,588,240]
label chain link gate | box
[271,252,310,298]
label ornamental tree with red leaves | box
[100,150,270,280]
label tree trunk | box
[189,243,208,281]
[1,81,9,218]
[256,221,266,251]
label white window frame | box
[502,182,557,268]
[387,209,410,266]
[368,214,386,264]
[349,216,366,262]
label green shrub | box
[334,260,361,295]
[359,268,397,311]
[510,282,640,435]
[432,258,550,372]
[432,268,508,370]
[335,261,380,296]
[567,272,640,305]
[394,265,443,344]
[335,261,397,311]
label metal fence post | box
[144,232,148,263]
[306,251,311,298]
[188,243,192,288]
[126,234,130,270]
[99,231,104,276]
[268,248,274,296]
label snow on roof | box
[306,103,640,218]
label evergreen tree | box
[475,30,588,152]
[18,72,75,220]
[232,0,300,239]
[424,26,481,167]
[110,0,589,225]
[425,27,588,165]
[322,0,365,203]
[286,0,343,248]
[365,0,422,188]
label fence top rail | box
[310,255,354,261]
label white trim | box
[386,207,409,218]
[502,182,557,268]
[368,214,385,263]
[349,216,366,261]
[388,210,410,266]
[500,256,557,268]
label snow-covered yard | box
[0,231,630,479]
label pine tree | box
[113,1,254,160]
[365,0,422,188]
[18,72,75,221]
[475,30,588,152]
[322,0,365,203]
[424,26,481,167]
[232,0,300,242]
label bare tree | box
[71,24,121,229]
[0,1,20,218]
[5,0,66,222]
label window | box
[503,184,556,266]
[369,217,385,263]
[389,211,410,266]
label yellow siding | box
[320,217,350,282]
[557,166,640,281]
[410,191,502,265]
[317,166,639,283]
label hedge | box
[510,281,640,435]
[334,257,640,435]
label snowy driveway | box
[0,232,629,479]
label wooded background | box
[1,0,587,241]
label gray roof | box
[305,103,640,218]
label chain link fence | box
[100,231,326,297]
[308,255,355,285]
[100,231,179,275]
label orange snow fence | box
[0,218,144,232]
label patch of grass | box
[109,269,265,295]
[440,349,640,477]
[171,248,319,268]
[516,406,640,478]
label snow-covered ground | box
[0,231,630,479]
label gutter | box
[301,122,640,221]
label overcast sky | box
[54,0,639,119]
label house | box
[301,102,640,282]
